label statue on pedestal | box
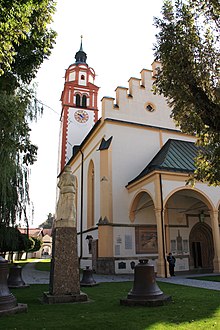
[43,164,88,304]
[55,165,76,228]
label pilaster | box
[209,210,220,272]
[99,146,113,222]
[154,208,166,277]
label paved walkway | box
[157,273,220,291]
[22,261,220,291]
[22,260,50,285]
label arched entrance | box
[189,222,214,271]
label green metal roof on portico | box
[127,139,200,186]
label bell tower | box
[59,37,99,171]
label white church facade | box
[58,41,220,277]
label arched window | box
[87,160,95,228]
[82,95,87,108]
[81,75,85,80]
[76,94,81,106]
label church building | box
[58,40,220,277]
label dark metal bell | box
[0,257,17,311]
[80,266,98,287]
[128,259,163,299]
[120,259,171,306]
[7,264,29,288]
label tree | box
[0,224,21,253]
[0,0,57,79]
[153,0,220,185]
[28,237,42,253]
[0,224,33,257]
[0,1,57,231]
[39,213,55,229]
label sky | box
[29,0,164,227]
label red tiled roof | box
[18,228,52,238]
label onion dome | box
[75,36,87,65]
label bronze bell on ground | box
[7,264,29,289]
[0,257,27,316]
[80,266,98,287]
[120,259,171,307]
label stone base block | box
[120,294,172,307]
[80,282,99,287]
[96,258,115,274]
[43,291,88,304]
[0,303,27,317]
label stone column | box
[155,208,166,277]
[98,141,114,274]
[209,210,220,273]
[43,165,88,304]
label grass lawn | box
[188,275,220,282]
[0,282,219,329]
[35,259,51,272]
[9,259,40,268]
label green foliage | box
[0,224,42,254]
[0,224,20,252]
[39,212,55,229]
[154,0,220,185]
[0,1,57,227]
[18,233,29,252]
[22,235,35,252]
[0,0,57,79]
[0,87,39,226]
[0,224,31,252]
[28,237,42,252]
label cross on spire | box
[75,36,87,64]
[80,35,83,51]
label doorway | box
[192,242,202,268]
[189,222,214,271]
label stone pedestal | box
[43,227,88,304]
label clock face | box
[74,110,89,123]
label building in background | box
[18,228,52,259]
[58,42,220,277]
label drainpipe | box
[159,173,167,278]
[79,150,84,261]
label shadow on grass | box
[0,282,219,329]
[187,275,220,282]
